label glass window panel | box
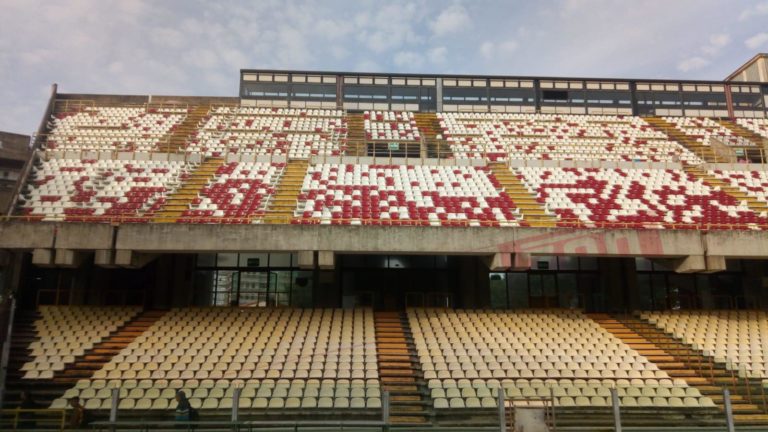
[579,257,598,270]
[635,258,652,271]
[214,270,239,306]
[197,254,216,267]
[193,270,215,306]
[507,273,529,309]
[269,253,292,268]
[489,273,507,309]
[238,253,268,268]
[557,274,578,308]
[217,253,238,268]
[558,256,578,270]
[292,271,314,307]
[636,274,653,310]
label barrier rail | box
[0,408,67,431]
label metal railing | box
[0,408,67,431]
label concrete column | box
[488,253,511,271]
[94,250,117,268]
[297,251,315,269]
[704,255,726,273]
[673,255,706,273]
[318,251,335,270]
[115,250,157,269]
[511,253,532,271]
[31,249,54,267]
[54,249,87,268]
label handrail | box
[0,408,67,430]
[5,212,768,231]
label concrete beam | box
[705,255,727,273]
[511,253,532,271]
[114,250,157,269]
[705,231,768,259]
[297,251,315,269]
[0,222,55,249]
[113,224,708,257]
[55,224,115,250]
[54,249,88,268]
[94,250,118,268]
[318,251,334,270]
[673,255,707,273]
[32,249,54,267]
[487,253,511,271]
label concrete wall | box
[2,222,768,260]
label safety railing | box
[0,408,67,431]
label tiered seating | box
[293,164,523,226]
[410,309,715,409]
[50,308,380,410]
[364,111,421,142]
[438,113,700,163]
[514,166,767,229]
[642,310,768,379]
[46,106,187,152]
[17,159,192,222]
[20,306,140,379]
[709,170,768,207]
[736,118,768,139]
[663,117,757,147]
[177,162,285,224]
[189,107,347,158]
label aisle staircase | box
[374,312,431,425]
[345,113,367,156]
[645,117,718,163]
[152,157,224,223]
[683,165,768,217]
[159,105,210,153]
[414,113,452,159]
[488,162,558,228]
[54,310,165,384]
[716,119,768,148]
[262,159,308,224]
[589,314,768,426]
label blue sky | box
[1,0,767,134]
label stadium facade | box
[0,55,767,429]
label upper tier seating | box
[177,162,285,224]
[50,308,380,410]
[189,107,347,158]
[736,118,768,139]
[410,309,715,409]
[641,310,768,380]
[46,106,187,153]
[514,166,767,229]
[709,170,768,207]
[18,158,192,222]
[292,164,523,227]
[364,111,421,142]
[438,113,701,163]
[21,306,140,379]
[663,117,757,147]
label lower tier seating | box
[641,310,768,379]
[514,167,767,229]
[51,378,382,410]
[21,306,140,379]
[409,309,714,409]
[292,164,523,226]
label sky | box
[1,0,767,134]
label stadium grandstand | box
[0,54,768,431]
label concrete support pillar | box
[297,251,315,269]
[115,250,157,269]
[704,255,726,273]
[511,253,531,271]
[54,249,87,268]
[32,249,54,267]
[673,255,706,273]
[318,251,334,270]
[488,253,511,271]
[94,250,117,268]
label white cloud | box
[701,33,730,55]
[393,51,423,68]
[677,56,709,72]
[479,40,518,60]
[430,4,471,36]
[739,1,768,20]
[428,46,448,64]
[745,32,768,50]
